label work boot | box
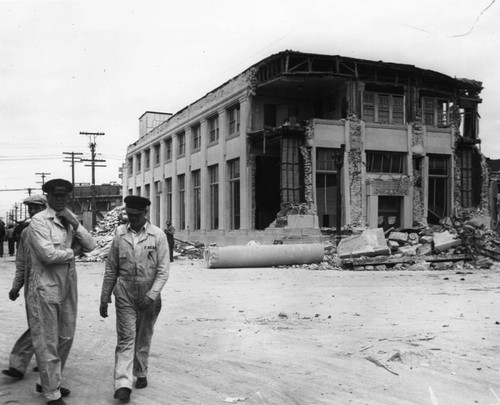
[47,398,66,405]
[33,366,39,372]
[135,377,147,389]
[114,387,131,403]
[1,367,24,379]
[36,384,71,397]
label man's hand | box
[138,296,154,311]
[8,288,20,301]
[56,208,80,230]
[99,302,108,318]
[72,240,82,258]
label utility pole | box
[80,131,106,229]
[35,172,51,189]
[63,151,83,211]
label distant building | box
[123,50,487,245]
[72,182,122,230]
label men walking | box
[100,196,169,403]
[27,179,95,405]
[164,220,175,262]
[2,194,46,381]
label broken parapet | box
[205,243,324,268]
[337,228,390,259]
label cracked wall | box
[348,115,365,227]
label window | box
[366,152,405,174]
[178,174,185,229]
[316,148,340,228]
[422,97,449,127]
[154,181,161,225]
[227,104,240,136]
[208,115,219,144]
[192,170,201,230]
[177,131,186,157]
[228,159,240,229]
[145,149,150,170]
[136,186,141,196]
[128,157,133,175]
[209,165,219,229]
[136,153,141,172]
[154,144,161,165]
[165,178,172,222]
[191,124,201,151]
[428,155,449,220]
[363,92,405,125]
[165,138,172,161]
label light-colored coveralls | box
[101,222,169,391]
[27,208,95,401]
[9,225,35,373]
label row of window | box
[128,104,240,175]
[132,159,240,231]
[363,93,451,127]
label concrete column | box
[219,108,228,231]
[200,119,208,231]
[185,127,192,231]
[239,98,249,230]
[171,135,179,230]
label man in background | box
[164,220,175,262]
[2,195,46,381]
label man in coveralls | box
[2,194,46,380]
[100,196,169,403]
[27,179,95,405]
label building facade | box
[124,50,486,245]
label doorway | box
[255,156,281,229]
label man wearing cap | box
[27,179,95,405]
[2,194,46,381]
[100,195,169,403]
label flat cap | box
[42,178,73,194]
[23,194,47,206]
[124,195,151,213]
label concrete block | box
[420,235,433,244]
[388,232,408,243]
[433,231,462,253]
[337,228,390,259]
[388,240,400,251]
[397,245,419,256]
[416,244,433,256]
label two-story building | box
[123,50,486,245]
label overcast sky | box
[1,0,499,219]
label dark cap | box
[124,195,151,214]
[42,179,73,194]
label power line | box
[35,172,51,187]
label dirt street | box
[0,256,499,405]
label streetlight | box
[332,144,345,244]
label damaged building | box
[123,50,487,245]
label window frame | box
[227,104,241,136]
[363,92,405,125]
[191,124,201,152]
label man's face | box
[27,204,45,218]
[46,192,69,212]
[126,208,147,229]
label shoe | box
[114,387,131,403]
[135,377,147,389]
[47,399,66,405]
[33,366,39,372]
[1,367,24,379]
[36,384,71,397]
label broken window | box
[178,174,185,230]
[192,170,201,230]
[208,115,219,144]
[363,92,404,125]
[191,124,201,151]
[366,152,405,174]
[165,178,172,222]
[378,196,402,230]
[228,159,240,229]
[209,165,219,230]
[281,137,302,203]
[228,104,240,136]
[428,154,449,221]
[422,97,449,127]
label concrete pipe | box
[205,243,325,268]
